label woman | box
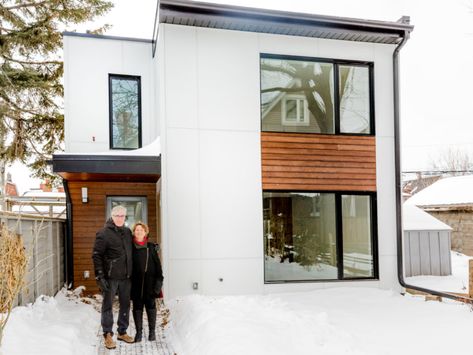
[131,222,164,342]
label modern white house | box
[52,0,414,298]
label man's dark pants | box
[101,278,131,334]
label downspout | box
[62,179,74,288]
[393,29,469,302]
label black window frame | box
[108,74,143,150]
[262,190,378,284]
[260,53,375,136]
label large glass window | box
[109,75,142,149]
[263,191,376,283]
[261,54,373,135]
[106,196,147,228]
[264,192,337,282]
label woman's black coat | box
[131,242,164,301]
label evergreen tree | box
[0,0,113,190]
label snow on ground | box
[407,251,473,293]
[1,288,100,355]
[167,287,473,355]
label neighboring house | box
[402,173,441,198]
[402,204,452,277]
[52,0,413,297]
[6,182,66,218]
[4,173,18,197]
[405,175,473,257]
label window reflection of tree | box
[112,79,139,148]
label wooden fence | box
[1,212,65,306]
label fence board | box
[1,212,65,306]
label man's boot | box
[104,332,116,349]
[146,307,157,341]
[133,310,143,343]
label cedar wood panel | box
[68,181,157,294]
[261,132,376,191]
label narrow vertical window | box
[339,65,371,134]
[109,75,142,149]
[341,195,374,278]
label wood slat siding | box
[68,181,157,294]
[261,132,376,191]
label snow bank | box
[167,287,473,355]
[1,289,100,355]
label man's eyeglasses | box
[113,215,126,218]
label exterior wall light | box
[81,187,88,203]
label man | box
[92,205,135,349]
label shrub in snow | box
[0,225,27,346]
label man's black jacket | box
[92,218,133,280]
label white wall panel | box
[199,130,263,259]
[197,28,260,132]
[164,25,199,129]
[168,259,202,298]
[374,44,395,138]
[375,136,397,257]
[166,128,201,260]
[318,38,375,61]
[378,255,401,291]
[257,33,319,57]
[202,258,263,295]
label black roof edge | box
[159,0,414,36]
[52,154,161,175]
[62,31,153,44]
[52,154,160,162]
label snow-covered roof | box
[405,175,473,207]
[22,190,65,198]
[55,137,160,157]
[403,204,452,231]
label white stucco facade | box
[63,34,158,153]
[157,24,400,298]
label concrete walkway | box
[96,300,175,354]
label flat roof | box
[159,0,413,44]
[62,31,152,43]
[52,154,160,182]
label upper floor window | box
[109,74,142,149]
[260,54,373,135]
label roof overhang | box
[159,0,413,44]
[52,154,161,182]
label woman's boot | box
[133,310,143,343]
[146,307,157,341]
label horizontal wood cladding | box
[68,181,157,294]
[261,132,376,192]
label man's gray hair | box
[111,205,127,216]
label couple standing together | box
[92,205,164,349]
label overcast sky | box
[9,0,473,192]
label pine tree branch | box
[1,54,61,66]
[4,1,48,11]
[261,86,311,94]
